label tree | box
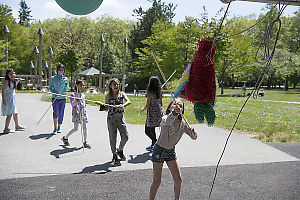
[55,25,83,91]
[128,0,176,65]
[18,0,32,26]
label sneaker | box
[112,153,120,165]
[146,145,154,152]
[57,128,61,133]
[116,150,126,161]
[61,136,69,146]
[53,129,58,134]
[83,142,91,149]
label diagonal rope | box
[208,2,288,198]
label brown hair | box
[166,99,184,120]
[108,78,121,97]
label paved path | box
[0,93,299,199]
[261,99,300,104]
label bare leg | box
[149,162,163,200]
[4,114,12,130]
[53,118,58,130]
[166,160,182,200]
[13,113,20,128]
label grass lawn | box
[41,88,300,142]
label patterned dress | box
[1,82,17,116]
[146,95,163,127]
[70,92,88,124]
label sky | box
[2,0,299,23]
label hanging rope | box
[208,2,289,198]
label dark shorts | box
[151,144,177,163]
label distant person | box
[149,98,197,200]
[49,63,69,134]
[259,88,265,97]
[242,83,247,97]
[140,76,163,152]
[61,80,90,149]
[97,78,131,164]
[1,68,25,134]
[133,84,138,96]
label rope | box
[208,2,288,198]
[42,91,116,108]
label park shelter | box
[78,67,104,88]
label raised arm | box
[183,123,197,140]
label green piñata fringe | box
[194,102,216,126]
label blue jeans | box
[52,98,66,124]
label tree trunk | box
[231,73,235,89]
[284,76,289,91]
[221,83,224,95]
[71,71,73,92]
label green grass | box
[40,88,300,142]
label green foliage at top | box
[0,2,299,93]
[18,0,32,26]
[128,0,177,64]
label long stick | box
[37,85,66,125]
[151,50,193,133]
[161,70,176,89]
[77,90,85,153]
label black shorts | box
[151,144,177,163]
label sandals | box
[15,126,25,131]
[2,129,11,134]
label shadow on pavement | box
[50,145,83,158]
[29,132,55,140]
[128,152,152,164]
[76,161,120,174]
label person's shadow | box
[50,145,83,158]
[128,152,152,164]
[76,161,120,174]
[29,132,55,140]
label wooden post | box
[38,28,43,87]
[99,35,104,93]
[122,38,128,92]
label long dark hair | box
[75,79,83,92]
[146,76,162,99]
[108,78,120,97]
[5,68,16,89]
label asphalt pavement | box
[0,93,299,200]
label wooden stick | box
[161,70,176,89]
[77,89,85,153]
[36,85,66,125]
[151,50,195,137]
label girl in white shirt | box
[149,98,197,200]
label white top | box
[157,112,197,149]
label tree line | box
[0,0,299,92]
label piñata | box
[174,39,216,126]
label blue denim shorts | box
[151,144,177,163]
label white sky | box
[2,0,299,23]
